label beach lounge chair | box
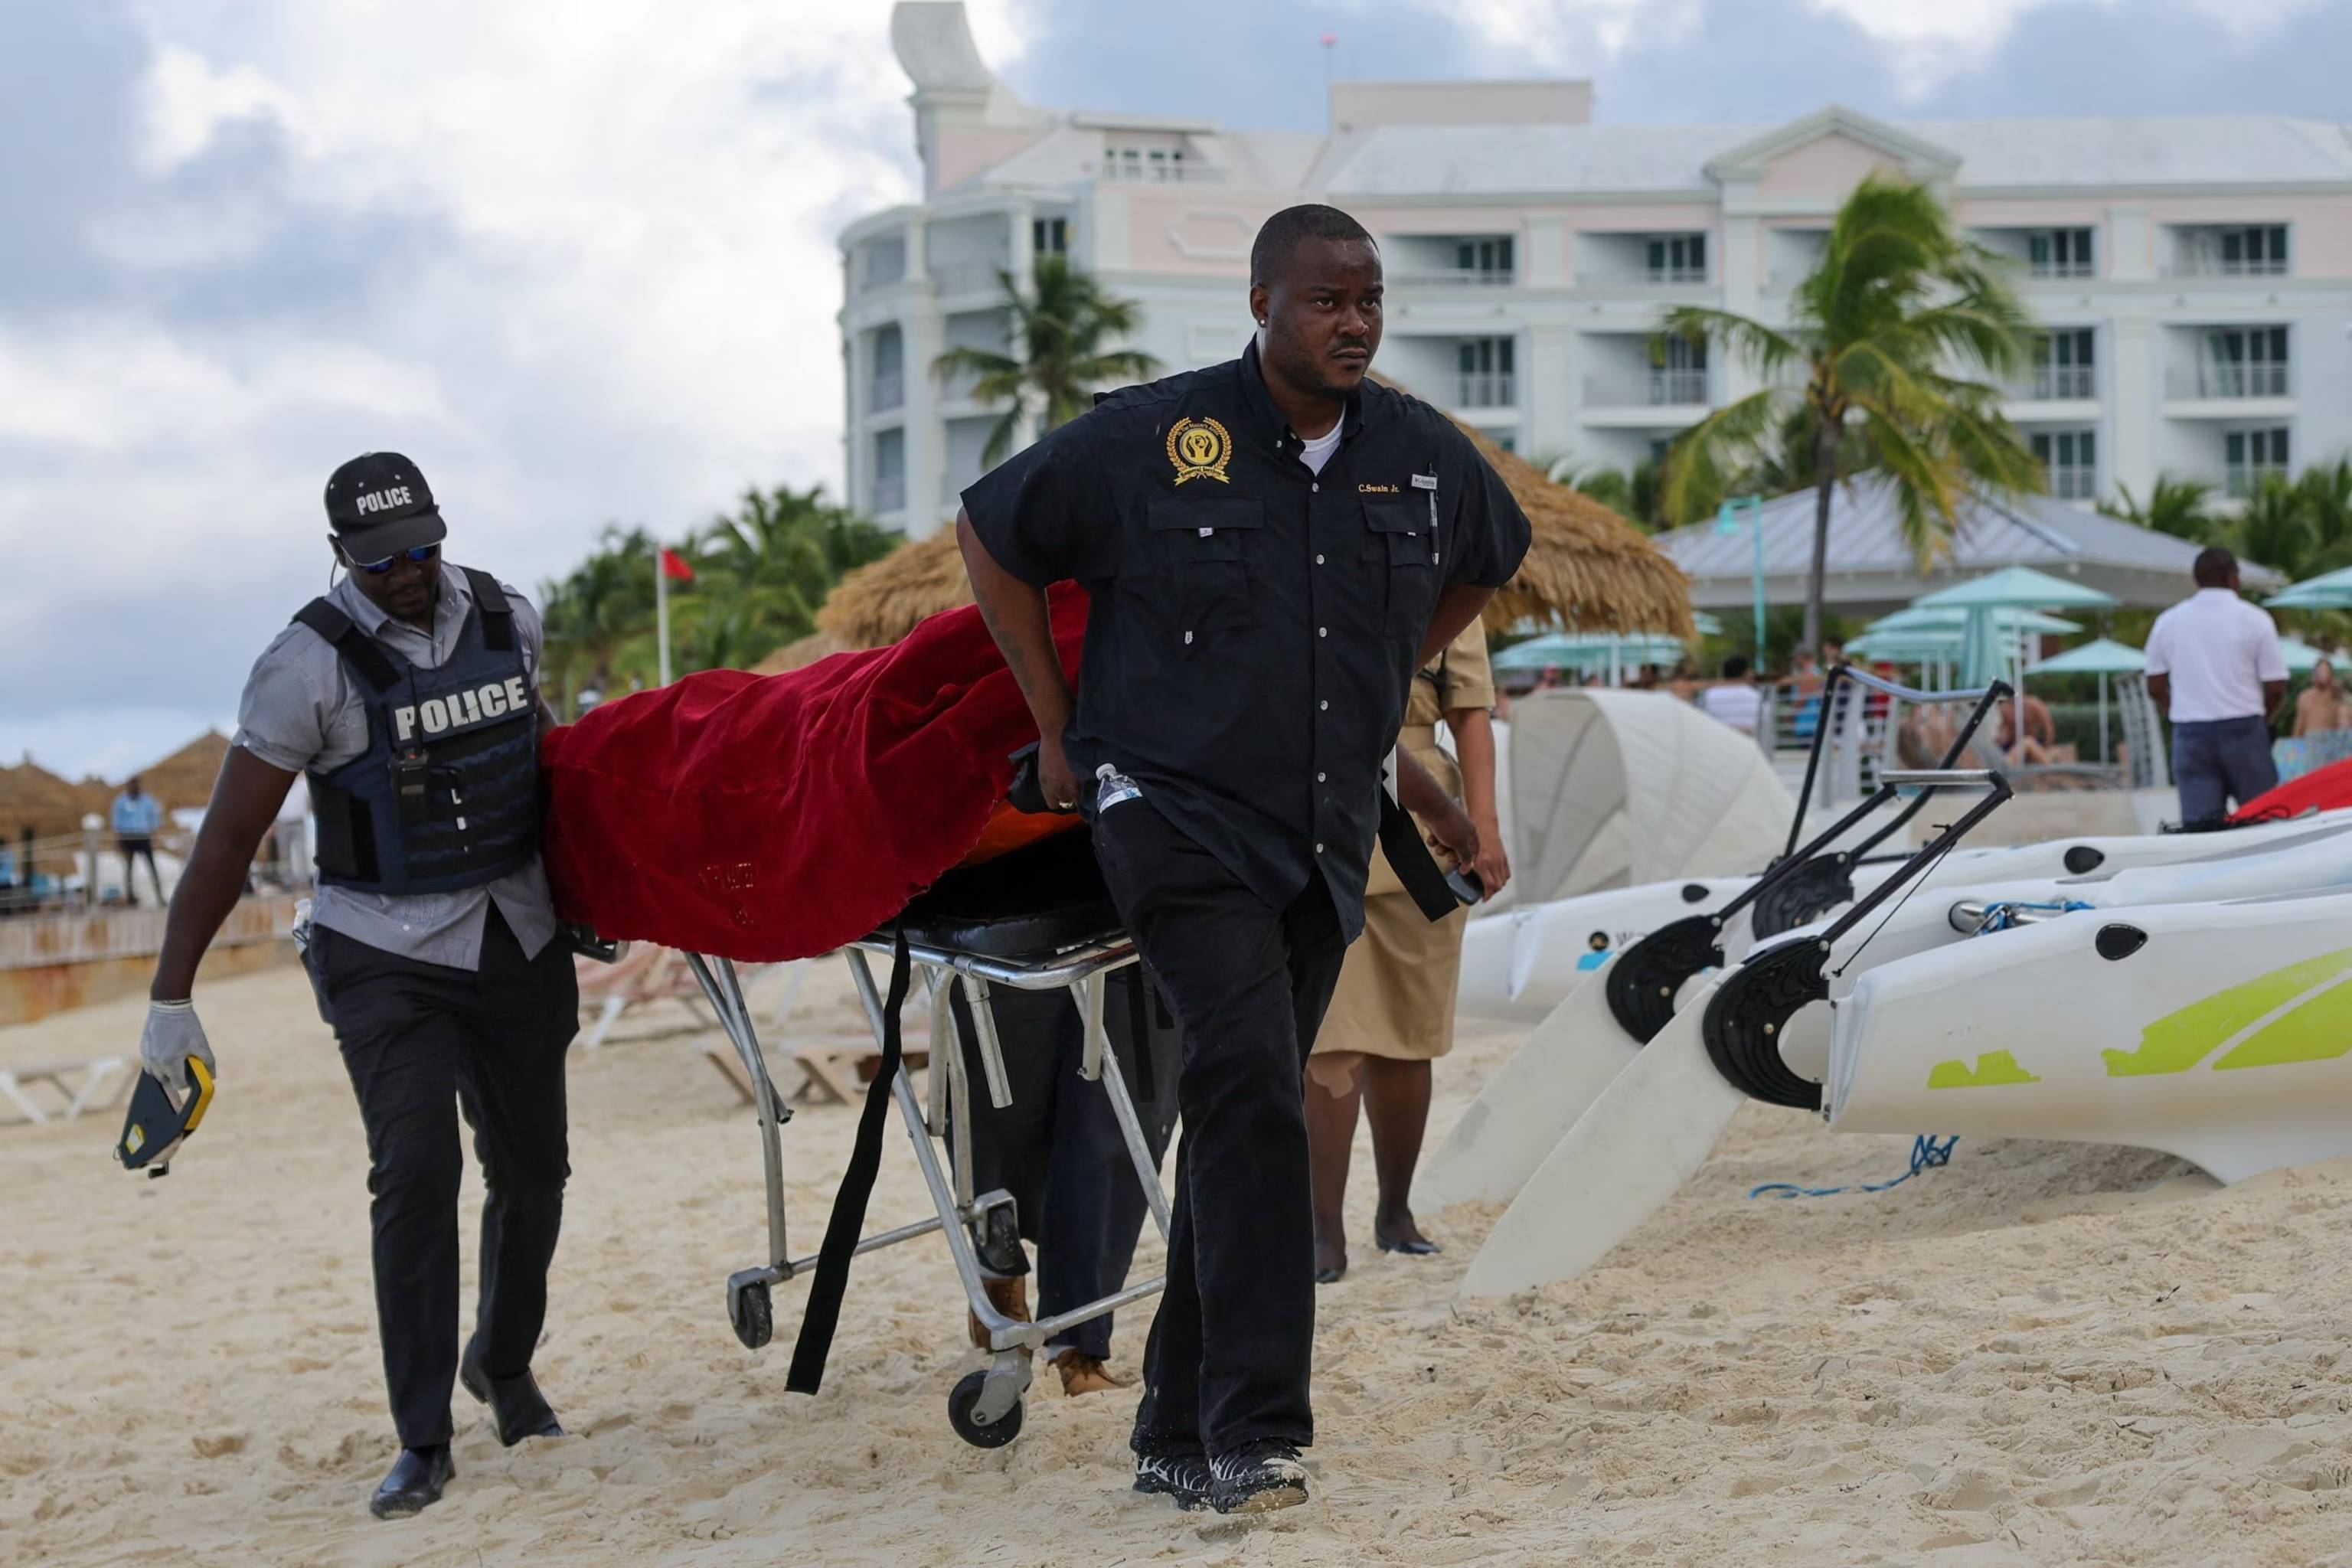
[0,1054,134,1125]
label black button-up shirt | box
[962,340,1531,940]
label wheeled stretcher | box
[680,831,1172,1447]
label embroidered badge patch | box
[1166,416,1233,485]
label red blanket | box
[2232,755,2352,825]
[541,586,1086,962]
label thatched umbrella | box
[135,730,232,816]
[749,628,849,677]
[815,407,1690,652]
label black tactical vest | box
[296,567,542,896]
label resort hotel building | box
[843,2,2352,537]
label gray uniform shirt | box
[234,565,560,969]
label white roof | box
[1657,475,2282,613]
[1321,115,2352,198]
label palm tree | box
[933,255,1162,469]
[2101,476,2219,543]
[1660,174,2042,655]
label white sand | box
[7,957,2352,1566]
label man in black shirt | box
[957,204,1531,1514]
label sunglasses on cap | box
[341,543,440,575]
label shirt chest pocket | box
[1143,495,1261,649]
[1360,497,1439,638]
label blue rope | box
[1971,899,2093,934]
[1749,1134,1960,1200]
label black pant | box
[316,906,580,1449]
[952,972,1182,1360]
[1094,799,1346,1459]
[119,837,162,905]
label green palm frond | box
[934,255,1162,472]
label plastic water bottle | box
[1096,763,1142,812]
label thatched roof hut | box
[748,628,850,677]
[815,404,1690,652]
[0,731,235,841]
[136,730,231,815]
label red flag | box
[660,547,695,581]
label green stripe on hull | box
[2102,947,2352,1077]
[1926,1050,2042,1089]
[2214,973,2352,1070]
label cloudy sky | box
[4,0,2345,780]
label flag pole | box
[655,541,671,687]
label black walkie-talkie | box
[391,744,433,826]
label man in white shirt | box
[2143,547,2288,825]
[1699,655,1763,734]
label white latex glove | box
[140,1000,216,1098]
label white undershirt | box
[1298,423,1344,475]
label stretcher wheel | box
[948,1370,1024,1448]
[730,1280,773,1350]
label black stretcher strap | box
[1379,789,1459,923]
[786,926,912,1394]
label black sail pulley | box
[1605,914,1726,1044]
[1700,940,1831,1111]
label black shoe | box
[369,1446,453,1519]
[1374,1233,1441,1256]
[460,1340,564,1446]
[1133,1451,1214,1511]
[1210,1439,1309,1515]
[1314,1260,1347,1285]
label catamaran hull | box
[1829,892,2352,1184]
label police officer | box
[957,204,1532,1514]
[139,454,580,1519]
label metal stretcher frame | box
[682,922,1174,1447]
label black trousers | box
[118,837,162,905]
[952,971,1181,1360]
[1093,799,1346,1459]
[316,906,580,1449]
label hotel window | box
[863,236,906,288]
[2226,427,2291,497]
[1645,233,1707,283]
[1654,336,1707,403]
[2202,327,2290,398]
[1455,236,1515,281]
[2027,228,2095,279]
[871,427,906,514]
[1032,216,1068,257]
[869,324,904,413]
[2030,329,2096,399]
[2180,224,2289,276]
[2031,429,2098,501]
[1457,338,1515,408]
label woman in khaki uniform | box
[1306,619,1511,1282]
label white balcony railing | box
[2047,465,2098,500]
[1584,369,1708,407]
[871,474,906,514]
[1645,264,1709,284]
[1390,267,1517,288]
[2029,258,2096,279]
[2167,364,2292,400]
[870,371,904,413]
[1455,372,1517,408]
[2167,254,2289,278]
[930,261,1008,298]
[2024,364,2096,400]
[1088,161,1228,185]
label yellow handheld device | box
[116,1057,215,1179]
